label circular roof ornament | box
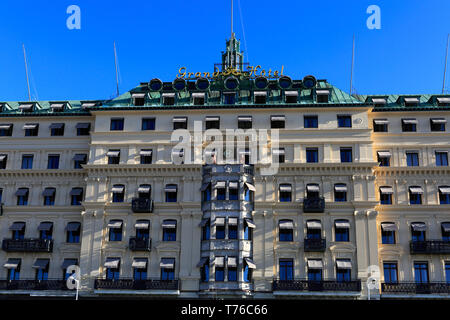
[254,76,269,89]
[278,76,292,89]
[224,76,240,90]
[172,78,186,91]
[149,78,163,91]
[196,77,210,91]
[302,75,317,89]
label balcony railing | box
[304,238,326,252]
[131,198,154,213]
[2,238,53,253]
[381,282,450,294]
[410,240,450,254]
[0,279,68,290]
[94,279,179,290]
[272,279,361,292]
[129,237,151,251]
[303,197,325,213]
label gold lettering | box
[177,67,187,79]
[268,69,272,78]
[188,72,194,78]
[203,72,210,78]
[213,67,220,78]
[273,70,279,78]
[280,65,284,76]
[195,72,202,78]
[259,69,266,76]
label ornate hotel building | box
[0,36,449,299]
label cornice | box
[374,166,450,177]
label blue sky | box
[0,0,449,101]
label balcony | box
[0,280,67,290]
[131,198,154,213]
[2,239,53,253]
[199,281,253,292]
[272,279,361,292]
[303,197,325,213]
[201,200,253,212]
[94,279,179,290]
[410,240,450,254]
[381,282,450,294]
[129,237,151,251]
[304,238,326,252]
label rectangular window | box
[271,116,285,129]
[110,118,124,131]
[373,119,389,132]
[66,223,81,243]
[340,148,353,163]
[134,268,147,281]
[436,152,448,166]
[162,221,177,241]
[377,151,391,167]
[406,152,419,166]
[107,150,120,165]
[70,188,83,206]
[73,154,87,169]
[43,188,56,206]
[440,187,450,204]
[50,123,64,136]
[76,123,90,136]
[142,118,155,131]
[430,118,446,132]
[381,224,396,244]
[0,154,7,169]
[279,259,294,281]
[228,267,237,282]
[21,155,33,169]
[336,267,351,282]
[47,155,60,169]
[0,124,13,136]
[383,262,398,283]
[108,222,123,242]
[223,92,236,105]
[228,225,238,240]
[173,117,188,130]
[304,115,318,128]
[414,262,429,284]
[337,115,352,128]
[16,189,29,205]
[24,123,39,136]
[402,119,417,132]
[215,267,225,281]
[446,263,450,284]
[335,221,350,242]
[306,148,318,163]
[308,268,322,282]
[205,117,220,130]
[238,116,252,129]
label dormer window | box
[131,93,146,106]
[223,92,236,105]
[254,91,267,104]
[19,103,33,113]
[81,102,97,109]
[372,98,387,107]
[50,103,65,112]
[285,91,298,103]
[192,92,205,105]
[316,90,330,103]
[437,97,450,106]
[402,97,419,107]
[162,93,175,105]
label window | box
[132,93,146,106]
[409,186,423,205]
[279,220,294,241]
[446,262,450,284]
[271,115,285,129]
[202,183,211,202]
[43,188,56,206]
[306,220,322,240]
[406,152,419,167]
[0,124,13,136]
[215,218,225,239]
[205,116,220,130]
[316,90,330,103]
[107,150,120,164]
[10,222,25,240]
[279,184,292,202]
[161,258,175,280]
[255,91,267,104]
[47,154,60,169]
[215,257,225,282]
[34,259,49,281]
[135,220,150,241]
[193,93,205,105]
[63,259,78,280]
[162,220,177,241]
[381,222,397,244]
[402,119,417,132]
[21,154,33,169]
[306,148,319,163]
[307,260,323,281]
[285,91,298,103]
[337,115,352,128]
[441,223,450,241]
[238,116,252,129]
[0,154,7,169]
[377,151,391,167]
[430,118,446,132]
[110,118,124,131]
[243,258,254,282]
[137,185,151,200]
[66,222,81,243]
[16,188,29,205]
[383,262,398,283]
[336,260,352,282]
[228,218,238,239]
[216,182,226,201]
[73,154,87,169]
[373,119,389,132]
[306,184,320,199]
[201,219,210,240]
[244,219,254,240]
[162,93,175,105]
[436,152,448,166]
[229,182,238,200]
[439,186,450,204]
[274,148,285,163]
[340,147,352,163]
[108,220,123,241]
[142,118,155,131]
[244,183,255,202]
[173,117,188,130]
[200,259,209,282]
[279,259,294,281]
[50,123,64,136]
[334,184,347,202]
[70,188,83,205]
[24,123,39,136]
[414,262,429,284]
[6,259,21,281]
[133,259,148,281]
[76,123,90,136]
[304,115,318,128]
[411,222,426,242]
[228,266,237,282]
[165,184,177,202]
[112,185,125,203]
[105,258,120,280]
[223,92,236,105]
[0,188,2,203]
[335,220,350,242]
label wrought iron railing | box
[0,279,68,290]
[2,238,53,252]
[303,197,325,213]
[410,240,450,254]
[94,278,179,290]
[272,279,361,292]
[381,282,450,294]
[129,237,151,251]
[131,198,154,213]
[304,238,326,252]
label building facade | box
[0,37,449,299]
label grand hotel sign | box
[176,65,285,80]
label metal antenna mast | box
[231,0,234,38]
[350,35,355,96]
[22,44,31,101]
[443,34,449,94]
[114,41,120,97]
